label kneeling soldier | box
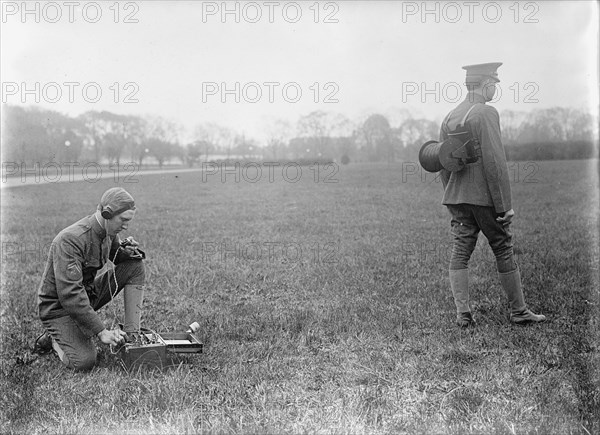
[34,187,146,370]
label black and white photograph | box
[1,1,598,433]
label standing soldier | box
[439,62,546,327]
[34,187,146,370]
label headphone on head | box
[100,202,135,220]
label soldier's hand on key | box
[120,236,140,255]
[97,328,127,346]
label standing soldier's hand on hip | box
[496,209,515,225]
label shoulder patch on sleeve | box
[66,262,82,281]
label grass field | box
[1,159,599,434]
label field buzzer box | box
[160,332,204,353]
[117,329,203,370]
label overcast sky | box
[1,0,598,142]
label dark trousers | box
[447,204,516,273]
[42,260,145,371]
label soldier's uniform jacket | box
[38,215,129,337]
[439,93,512,213]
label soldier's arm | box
[475,106,512,213]
[438,121,451,187]
[52,234,105,337]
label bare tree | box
[363,114,393,161]
[2,106,95,166]
[140,115,184,168]
[296,111,352,158]
[398,118,439,161]
[78,111,148,166]
[500,110,528,145]
[264,118,294,160]
[193,122,236,159]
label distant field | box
[1,159,598,434]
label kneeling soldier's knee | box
[69,348,97,371]
[132,261,145,284]
[127,261,145,284]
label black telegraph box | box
[118,330,203,370]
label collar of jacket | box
[89,214,108,239]
[464,92,487,104]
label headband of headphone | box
[100,201,135,220]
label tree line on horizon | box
[1,104,597,168]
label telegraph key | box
[116,322,203,370]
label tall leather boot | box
[498,269,546,324]
[123,285,145,333]
[449,269,474,327]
